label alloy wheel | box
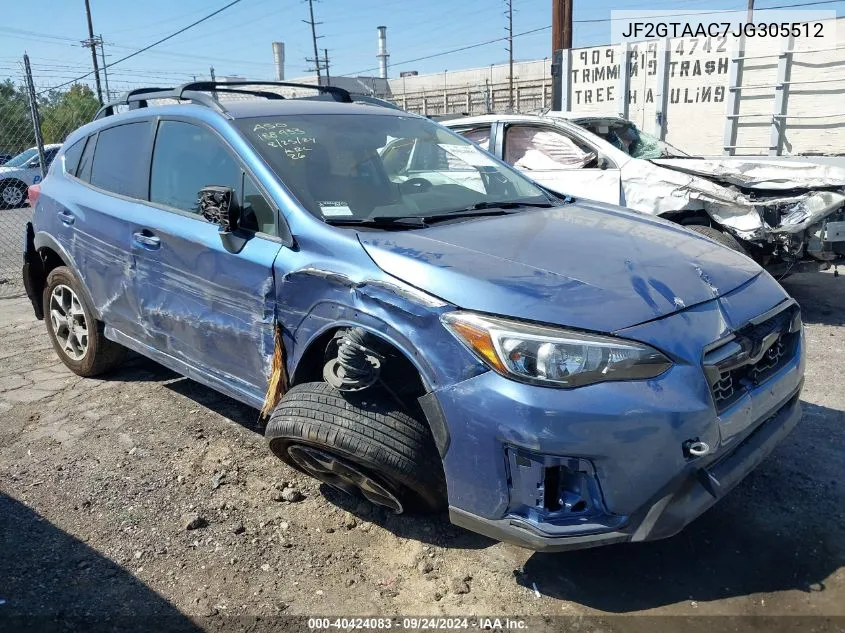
[49,284,89,361]
[1,185,24,207]
[286,444,404,513]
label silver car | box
[0,144,61,209]
[443,113,845,275]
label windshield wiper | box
[413,200,555,224]
[323,216,427,228]
[325,201,558,229]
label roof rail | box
[93,80,353,120]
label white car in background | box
[442,113,845,274]
[0,144,61,209]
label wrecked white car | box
[443,114,845,274]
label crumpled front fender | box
[280,267,487,393]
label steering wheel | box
[400,177,432,194]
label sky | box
[1,0,842,95]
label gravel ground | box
[0,271,843,632]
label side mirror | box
[597,157,610,171]
[198,186,240,233]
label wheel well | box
[291,327,427,410]
[40,246,66,278]
[659,209,714,227]
[29,247,66,316]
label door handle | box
[132,231,161,250]
[57,210,75,225]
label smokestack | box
[272,42,285,81]
[376,26,389,79]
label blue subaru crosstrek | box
[23,82,805,551]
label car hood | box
[651,157,845,191]
[358,203,762,332]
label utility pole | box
[209,66,218,100]
[746,0,754,22]
[552,0,573,52]
[82,0,103,104]
[323,49,331,86]
[304,0,323,84]
[506,0,514,111]
[98,35,110,102]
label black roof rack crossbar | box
[210,87,285,100]
[93,80,352,120]
[94,87,223,120]
[177,80,352,103]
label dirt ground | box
[0,271,843,632]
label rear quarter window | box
[61,138,86,176]
[90,121,152,199]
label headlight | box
[442,311,672,388]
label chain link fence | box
[0,64,35,299]
[0,57,99,299]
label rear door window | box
[90,121,152,198]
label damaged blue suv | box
[23,82,804,551]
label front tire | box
[686,224,747,255]
[43,266,125,376]
[266,382,447,514]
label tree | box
[0,79,35,155]
[39,84,99,145]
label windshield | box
[3,147,37,168]
[577,120,688,159]
[235,114,549,223]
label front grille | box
[704,302,801,413]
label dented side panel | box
[36,177,146,340]
[131,210,281,402]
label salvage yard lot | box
[0,272,843,627]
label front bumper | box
[449,389,801,552]
[436,274,804,551]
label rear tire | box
[43,266,125,377]
[687,224,747,255]
[266,381,447,514]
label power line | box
[38,0,244,94]
[341,25,551,77]
[340,0,843,76]
[0,27,79,43]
